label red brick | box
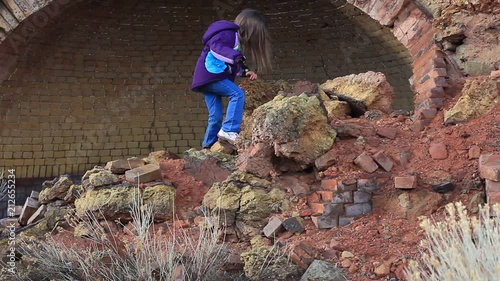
[429,142,448,160]
[394,176,417,189]
[412,47,444,70]
[309,202,326,215]
[408,28,434,57]
[372,151,394,172]
[479,154,500,181]
[321,179,339,191]
[376,127,398,139]
[487,191,500,207]
[354,152,379,173]
[317,191,334,202]
[125,164,162,183]
[307,192,320,203]
[263,217,284,238]
[468,146,481,159]
[486,180,500,193]
[368,0,409,26]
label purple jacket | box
[191,20,248,92]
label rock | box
[323,100,351,119]
[374,261,391,278]
[374,189,443,219]
[431,182,455,194]
[486,180,500,207]
[104,158,145,174]
[320,71,394,113]
[239,79,295,139]
[87,169,121,190]
[394,176,418,189]
[146,150,180,165]
[241,236,302,281]
[376,127,398,139]
[354,152,378,173]
[444,76,499,124]
[210,142,234,154]
[203,171,286,240]
[39,175,73,204]
[315,149,336,171]
[63,184,84,203]
[184,148,236,187]
[263,217,284,238]
[44,205,71,230]
[282,217,304,233]
[479,154,500,181]
[468,191,485,214]
[236,143,274,178]
[341,251,354,259]
[251,94,336,170]
[429,142,448,160]
[300,260,345,281]
[125,164,161,184]
[276,175,310,195]
[372,151,394,172]
[75,183,176,222]
[364,109,385,120]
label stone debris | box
[394,176,418,189]
[354,152,379,173]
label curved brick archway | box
[0,0,451,179]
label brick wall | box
[0,0,422,179]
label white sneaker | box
[217,130,240,144]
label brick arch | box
[0,0,450,179]
[345,0,451,128]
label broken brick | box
[373,151,394,172]
[105,158,145,174]
[468,145,481,160]
[18,197,40,226]
[479,154,500,181]
[315,149,336,171]
[486,179,500,193]
[321,178,339,191]
[283,217,305,233]
[376,127,398,139]
[339,216,355,227]
[394,176,418,189]
[263,217,284,238]
[27,204,47,225]
[309,202,326,214]
[311,214,338,229]
[354,152,378,173]
[429,142,448,160]
[317,191,334,202]
[357,179,380,193]
[338,179,357,192]
[125,164,162,183]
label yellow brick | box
[40,166,46,178]
[13,152,22,158]
[19,166,27,178]
[45,158,55,165]
[43,151,54,158]
[34,159,45,165]
[22,152,33,159]
[33,166,40,178]
[13,159,24,166]
[27,166,33,178]
[24,159,34,166]
[3,152,13,158]
[21,144,33,151]
[54,151,65,158]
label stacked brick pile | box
[479,154,500,208]
[308,178,380,229]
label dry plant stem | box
[405,202,500,281]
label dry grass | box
[405,202,500,281]
[8,188,232,281]
[0,170,7,201]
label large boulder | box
[75,183,175,222]
[250,94,336,172]
[39,175,73,204]
[444,76,499,124]
[320,71,394,113]
[203,171,287,240]
[183,148,236,187]
[239,80,295,139]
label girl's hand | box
[246,71,258,80]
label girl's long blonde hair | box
[235,9,273,74]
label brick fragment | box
[311,214,338,229]
[317,191,334,202]
[18,197,40,226]
[394,176,417,189]
[468,145,481,160]
[321,179,339,191]
[27,204,47,225]
[373,151,394,172]
[357,179,380,193]
[376,127,397,139]
[263,217,284,238]
[353,191,372,203]
[338,179,357,192]
[105,158,145,174]
[30,191,39,199]
[315,149,336,171]
[125,164,162,183]
[354,152,378,173]
[282,217,305,233]
[345,203,372,217]
[429,142,448,160]
[309,202,326,215]
[290,241,319,269]
[479,154,500,181]
[339,216,355,227]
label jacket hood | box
[202,20,240,44]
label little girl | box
[191,9,272,149]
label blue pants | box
[201,79,245,148]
